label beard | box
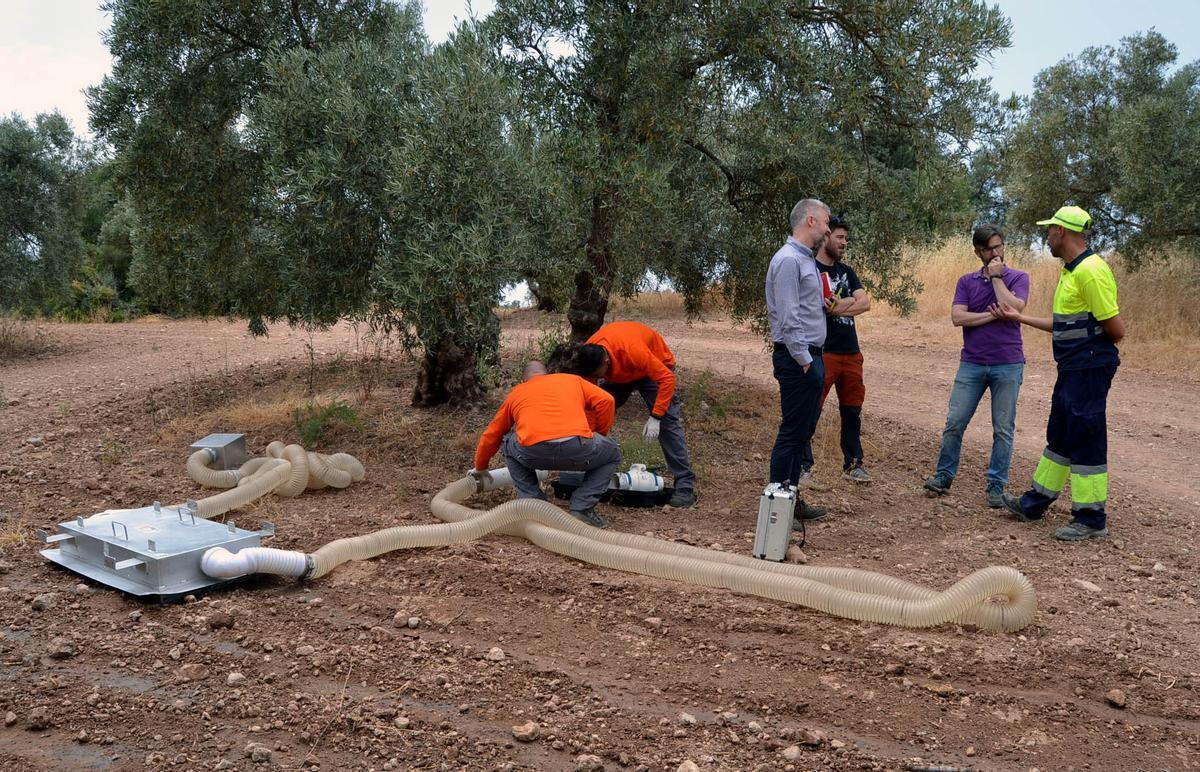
[811,234,827,254]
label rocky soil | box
[0,312,1197,771]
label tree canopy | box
[493,0,1011,334]
[11,4,1199,403]
[996,31,1199,258]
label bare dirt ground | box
[1,312,1198,771]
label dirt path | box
[1,315,1198,771]
[616,314,1200,510]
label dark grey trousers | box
[502,433,621,512]
[601,375,696,493]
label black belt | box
[774,342,823,356]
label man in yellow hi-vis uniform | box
[991,205,1125,540]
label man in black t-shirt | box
[798,216,873,484]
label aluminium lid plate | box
[39,503,273,599]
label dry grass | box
[158,386,358,447]
[609,291,688,320]
[0,316,54,359]
[874,236,1200,378]
[0,509,26,551]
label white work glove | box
[467,468,484,481]
[642,416,661,441]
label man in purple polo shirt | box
[924,225,1030,507]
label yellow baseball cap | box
[1036,205,1092,232]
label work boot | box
[985,481,1005,508]
[791,501,827,526]
[1001,493,1043,523]
[843,461,872,483]
[569,507,608,529]
[923,474,952,495]
[1054,521,1108,541]
[667,488,696,508]
[797,468,817,489]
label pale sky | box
[2,0,1197,137]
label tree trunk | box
[411,337,485,407]
[567,187,617,341]
[526,278,561,313]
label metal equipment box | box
[753,484,795,561]
[188,433,248,471]
[39,503,273,600]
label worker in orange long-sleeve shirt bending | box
[565,321,697,508]
[472,361,620,529]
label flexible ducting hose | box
[186,449,241,488]
[192,446,1035,631]
[201,545,310,578]
[183,441,365,520]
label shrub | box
[684,369,733,421]
[292,399,363,449]
[0,316,52,359]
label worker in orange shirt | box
[472,361,620,528]
[564,321,697,507]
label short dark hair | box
[972,224,1004,249]
[549,342,608,377]
[572,344,608,376]
[828,215,849,232]
[546,343,576,374]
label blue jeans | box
[934,362,1024,485]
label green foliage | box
[292,399,363,449]
[255,14,556,403]
[683,370,733,421]
[493,0,1011,336]
[536,322,572,365]
[998,31,1200,259]
[0,112,90,313]
[94,437,129,466]
[93,1,554,404]
[58,268,118,322]
[89,0,397,320]
[614,434,667,471]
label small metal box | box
[39,503,273,599]
[189,433,248,471]
[753,484,795,561]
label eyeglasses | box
[978,242,1004,254]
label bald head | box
[523,360,548,381]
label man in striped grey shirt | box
[765,198,831,519]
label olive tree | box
[88,0,396,318]
[493,0,1012,337]
[1000,31,1199,258]
[254,16,553,403]
[0,112,89,313]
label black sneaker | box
[667,489,696,508]
[569,508,608,529]
[1001,493,1042,523]
[985,482,1005,508]
[923,474,952,495]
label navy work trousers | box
[770,348,825,486]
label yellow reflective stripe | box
[1071,471,1108,505]
[1033,453,1069,494]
